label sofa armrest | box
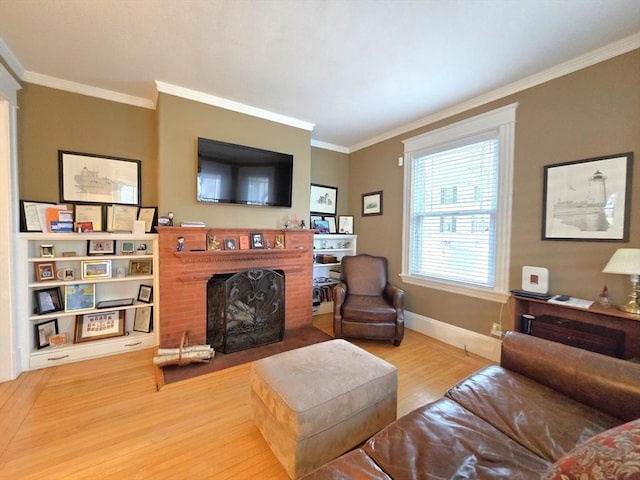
[501,331,640,421]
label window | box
[401,103,517,302]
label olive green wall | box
[18,84,157,205]
[349,49,640,336]
[156,93,311,228]
[310,146,349,216]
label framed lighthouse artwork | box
[542,153,632,242]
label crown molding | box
[0,37,24,80]
[21,71,155,109]
[155,81,315,132]
[349,33,640,153]
[310,139,349,154]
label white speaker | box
[521,266,549,294]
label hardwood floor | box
[0,314,491,479]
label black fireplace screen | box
[207,269,285,353]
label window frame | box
[400,103,518,303]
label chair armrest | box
[333,282,347,308]
[384,284,405,310]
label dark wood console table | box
[510,295,640,360]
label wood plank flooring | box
[0,314,491,479]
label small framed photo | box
[49,333,68,348]
[137,284,153,303]
[34,318,59,349]
[40,244,55,258]
[120,241,135,254]
[239,235,250,250]
[129,259,152,275]
[133,306,153,333]
[35,262,56,282]
[338,215,354,234]
[74,310,125,343]
[64,283,95,312]
[137,206,158,233]
[87,239,115,256]
[310,183,338,215]
[251,233,264,249]
[81,260,112,279]
[35,287,63,314]
[224,238,237,250]
[362,190,383,216]
[312,219,330,233]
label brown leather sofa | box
[333,254,404,346]
[302,332,640,479]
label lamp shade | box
[602,248,640,275]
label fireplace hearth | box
[207,268,285,353]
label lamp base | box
[616,301,640,315]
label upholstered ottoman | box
[250,339,398,479]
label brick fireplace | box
[157,227,314,348]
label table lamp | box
[602,248,640,315]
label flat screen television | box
[197,137,294,207]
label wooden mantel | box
[157,227,314,347]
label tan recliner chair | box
[333,254,404,346]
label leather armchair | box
[333,254,404,346]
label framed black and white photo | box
[362,191,383,216]
[59,150,141,206]
[137,284,153,303]
[310,184,337,215]
[251,233,264,249]
[542,153,633,241]
[34,318,59,349]
[224,238,237,250]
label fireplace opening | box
[207,268,285,353]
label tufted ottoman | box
[249,339,398,479]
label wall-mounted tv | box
[197,137,293,208]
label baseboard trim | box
[405,311,501,363]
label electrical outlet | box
[490,322,502,338]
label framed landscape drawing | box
[310,184,337,215]
[542,153,632,241]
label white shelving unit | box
[312,234,357,315]
[16,232,159,371]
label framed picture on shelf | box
[362,191,383,216]
[81,260,112,279]
[35,287,63,314]
[87,239,115,256]
[326,216,337,233]
[137,206,158,233]
[74,310,125,343]
[224,238,237,250]
[542,152,633,241]
[74,204,104,232]
[251,233,264,249]
[19,200,55,232]
[137,284,153,303]
[133,306,153,333]
[64,283,95,312]
[108,204,138,232]
[120,241,135,254]
[312,218,330,233]
[34,262,56,282]
[338,215,354,234]
[239,235,250,250]
[34,318,59,349]
[129,259,152,275]
[59,150,141,206]
[310,184,338,215]
[40,244,55,258]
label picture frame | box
[133,306,153,333]
[338,215,354,234]
[74,310,125,343]
[35,262,56,282]
[81,260,112,279]
[87,239,115,256]
[35,287,63,314]
[59,150,141,206]
[310,183,338,215]
[40,244,55,258]
[326,216,337,233]
[542,153,633,241]
[251,233,264,249]
[108,204,138,232]
[137,284,153,303]
[239,235,250,250]
[96,298,134,309]
[224,238,237,250]
[73,204,104,232]
[64,283,95,312]
[137,206,158,233]
[312,219,330,233]
[120,241,135,254]
[362,191,383,216]
[129,259,152,275]
[19,200,55,232]
[34,318,59,349]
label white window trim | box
[401,103,518,303]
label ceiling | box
[0,0,639,152]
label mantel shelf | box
[173,247,309,264]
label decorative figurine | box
[207,231,221,251]
[275,234,285,249]
[599,285,610,307]
[176,236,184,251]
[300,219,306,229]
[168,212,174,227]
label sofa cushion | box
[447,365,621,462]
[302,448,393,480]
[342,294,397,322]
[362,397,551,479]
[542,418,640,480]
